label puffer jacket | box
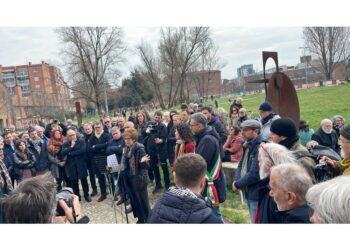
[147,187,223,224]
[12,150,36,179]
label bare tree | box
[136,42,166,109]
[303,27,350,80]
[56,27,125,114]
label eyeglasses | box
[239,111,245,114]
[104,121,110,124]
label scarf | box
[176,139,185,158]
[30,138,42,153]
[94,131,103,139]
[125,142,138,175]
[169,186,198,199]
[261,113,275,125]
[336,158,350,175]
[279,134,299,150]
[0,160,13,193]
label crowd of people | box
[0,98,349,224]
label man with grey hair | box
[190,112,226,222]
[124,121,135,130]
[269,163,312,223]
[306,176,350,223]
[311,118,340,155]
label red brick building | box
[0,61,71,130]
[186,70,222,99]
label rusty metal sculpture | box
[249,51,300,126]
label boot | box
[152,185,163,194]
[97,194,107,202]
[91,189,98,197]
[84,195,92,202]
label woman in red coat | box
[172,122,195,171]
[223,125,244,162]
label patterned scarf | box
[0,160,13,193]
[125,142,137,175]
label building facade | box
[237,64,255,78]
[0,61,71,130]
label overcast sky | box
[0,27,305,82]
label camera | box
[56,187,74,216]
[146,121,158,134]
[314,162,334,183]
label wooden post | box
[75,102,82,126]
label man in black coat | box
[148,153,223,224]
[143,111,170,193]
[83,123,98,197]
[106,127,125,198]
[2,131,15,183]
[61,129,91,202]
[269,163,312,223]
[311,119,340,155]
[88,121,110,202]
[190,113,227,223]
[201,106,227,145]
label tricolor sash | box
[205,153,221,205]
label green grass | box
[221,191,250,223]
[207,83,350,130]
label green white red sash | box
[205,153,221,205]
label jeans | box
[212,205,224,223]
[247,200,258,224]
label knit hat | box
[270,118,297,138]
[259,101,273,112]
[340,123,350,141]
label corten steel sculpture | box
[249,51,300,127]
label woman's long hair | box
[176,122,194,143]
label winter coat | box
[12,150,36,179]
[147,187,223,224]
[223,134,244,162]
[256,176,281,223]
[194,126,227,203]
[3,142,15,159]
[290,140,316,182]
[260,114,280,142]
[27,139,49,172]
[143,121,167,154]
[60,138,88,180]
[235,135,262,201]
[122,142,149,177]
[299,128,314,147]
[311,128,340,155]
[106,137,125,163]
[88,132,110,156]
[208,115,227,145]
[275,204,312,224]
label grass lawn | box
[207,83,350,130]
[82,83,349,223]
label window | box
[34,76,40,81]
[2,71,16,87]
[32,67,40,74]
[16,69,30,87]
[7,87,15,95]
[21,85,31,97]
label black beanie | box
[340,123,350,141]
[270,118,297,138]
